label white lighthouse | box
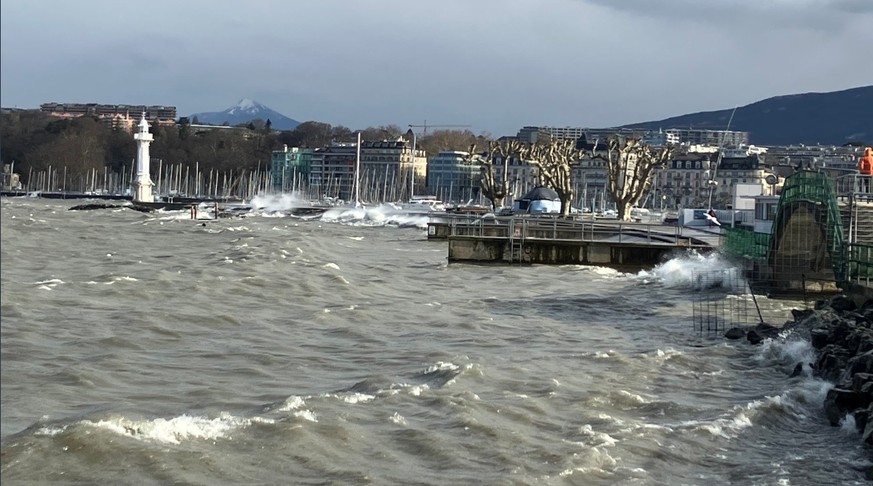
[132,113,155,203]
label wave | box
[636,251,745,291]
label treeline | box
[0,110,492,186]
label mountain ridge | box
[190,98,300,130]
[621,85,872,146]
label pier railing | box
[442,215,715,247]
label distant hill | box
[622,85,872,146]
[190,98,300,130]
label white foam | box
[89,412,259,445]
[35,425,69,436]
[389,412,407,425]
[636,251,743,289]
[840,413,859,435]
[278,396,306,411]
[318,204,431,229]
[293,410,318,422]
[558,446,618,478]
[320,392,375,404]
[756,338,817,373]
[425,362,459,373]
[578,424,619,447]
[250,193,310,213]
[323,263,340,270]
[650,348,684,363]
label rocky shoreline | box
[727,294,873,475]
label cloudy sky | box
[1,0,870,136]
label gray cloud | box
[1,0,870,136]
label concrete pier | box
[434,215,719,269]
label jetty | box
[429,214,718,269]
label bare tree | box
[598,135,674,221]
[523,138,588,217]
[467,139,526,210]
[419,129,491,156]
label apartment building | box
[40,102,177,131]
[309,143,357,201]
[359,140,426,201]
[649,152,775,209]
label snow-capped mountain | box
[190,98,300,130]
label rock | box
[848,350,873,377]
[830,295,857,312]
[855,407,870,434]
[745,323,781,345]
[790,362,804,377]
[724,327,746,340]
[129,205,155,213]
[815,345,852,382]
[824,388,864,426]
[753,322,781,339]
[791,308,815,323]
[69,203,120,211]
[852,373,873,393]
[810,328,831,349]
[747,329,764,345]
[865,405,873,446]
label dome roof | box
[520,186,559,201]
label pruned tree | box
[598,135,674,221]
[523,138,588,217]
[466,139,526,210]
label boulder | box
[824,388,864,426]
[830,295,857,312]
[724,327,746,340]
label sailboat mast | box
[355,132,361,206]
[707,106,738,210]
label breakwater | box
[727,294,873,478]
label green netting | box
[770,170,846,284]
[723,227,770,260]
[722,170,849,286]
[848,243,873,282]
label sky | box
[2,0,871,137]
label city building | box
[271,146,314,192]
[664,128,749,147]
[309,143,357,202]
[426,151,481,203]
[358,139,426,201]
[40,102,177,131]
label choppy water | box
[1,196,870,485]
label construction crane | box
[407,121,471,135]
